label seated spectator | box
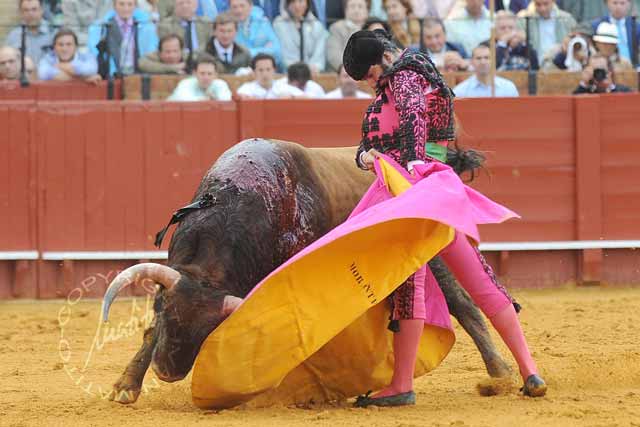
[87,0,159,76]
[63,0,155,47]
[445,0,491,55]
[237,53,296,98]
[454,44,519,97]
[516,0,577,64]
[167,57,232,100]
[236,53,280,98]
[484,0,528,14]
[271,0,331,26]
[592,0,640,64]
[324,0,383,22]
[326,0,369,72]
[556,0,607,24]
[38,29,102,83]
[5,0,54,64]
[420,17,468,69]
[0,46,21,80]
[490,10,539,70]
[274,61,325,97]
[158,0,217,20]
[231,0,283,68]
[158,0,213,57]
[593,21,633,72]
[205,13,251,74]
[541,24,592,70]
[0,47,37,82]
[338,0,434,22]
[273,0,328,72]
[140,33,198,74]
[573,53,631,94]
[324,64,372,98]
[383,0,420,48]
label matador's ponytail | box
[445,113,486,182]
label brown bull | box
[102,138,511,404]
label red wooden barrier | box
[0,80,122,101]
[0,102,38,298]
[1,96,639,298]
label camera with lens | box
[593,68,607,82]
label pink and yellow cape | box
[191,155,517,409]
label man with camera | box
[573,53,632,94]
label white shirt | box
[167,76,232,101]
[302,79,326,98]
[237,80,282,99]
[324,88,372,99]
[275,77,326,98]
[428,50,446,68]
[453,75,519,98]
[213,38,234,63]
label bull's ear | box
[222,296,243,318]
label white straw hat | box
[593,22,619,44]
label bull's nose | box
[151,363,184,383]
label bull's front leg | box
[108,322,157,404]
[428,258,511,378]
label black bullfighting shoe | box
[353,390,416,408]
[522,374,547,397]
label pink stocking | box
[374,318,423,398]
[439,231,539,381]
[489,304,538,379]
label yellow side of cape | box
[191,159,456,409]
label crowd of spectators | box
[1,0,640,98]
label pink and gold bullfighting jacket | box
[356,50,456,170]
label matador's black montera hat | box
[342,30,385,81]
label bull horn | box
[222,296,243,318]
[101,263,181,323]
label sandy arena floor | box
[1,287,640,427]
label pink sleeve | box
[390,69,429,163]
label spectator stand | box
[2,3,640,98]
[118,71,638,100]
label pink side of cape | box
[349,155,520,243]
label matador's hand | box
[360,148,381,171]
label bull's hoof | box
[485,356,512,378]
[108,378,142,404]
[522,374,547,398]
